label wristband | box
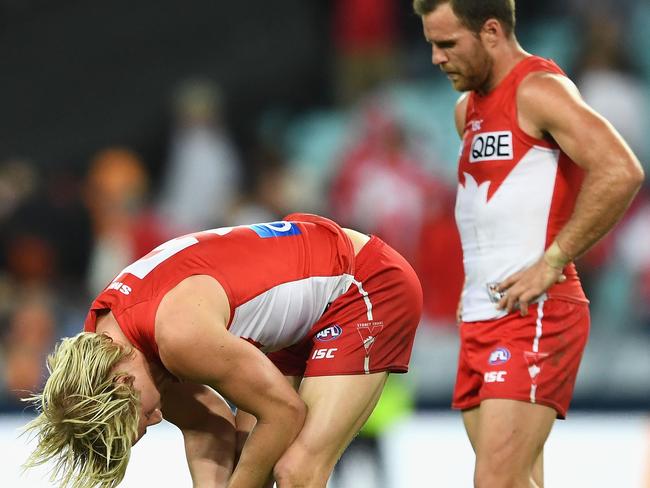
[543,241,571,270]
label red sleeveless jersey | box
[456,56,587,321]
[84,214,356,360]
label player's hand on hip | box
[496,258,566,316]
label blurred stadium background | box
[1,0,649,486]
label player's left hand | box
[496,258,566,316]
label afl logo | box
[488,347,511,365]
[316,325,342,342]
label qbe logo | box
[469,131,513,162]
[488,347,511,365]
[316,324,343,342]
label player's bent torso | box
[456,56,587,322]
[84,214,356,359]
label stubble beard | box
[451,44,493,93]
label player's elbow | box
[630,162,645,187]
[613,157,645,195]
[622,159,645,194]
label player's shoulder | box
[516,70,583,124]
[517,70,579,105]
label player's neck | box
[96,312,172,388]
[96,311,129,345]
[480,40,529,95]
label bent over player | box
[413,0,644,487]
[24,213,422,488]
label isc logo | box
[484,371,507,383]
[316,325,343,342]
[469,131,513,162]
[312,348,337,360]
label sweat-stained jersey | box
[456,56,588,322]
[84,214,356,361]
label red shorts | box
[267,236,423,377]
[452,299,590,418]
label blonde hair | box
[23,332,140,488]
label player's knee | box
[274,451,330,488]
[474,458,530,488]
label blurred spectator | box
[571,14,649,299]
[1,163,91,293]
[567,0,636,25]
[332,0,401,106]
[415,190,464,327]
[1,293,56,407]
[157,79,242,232]
[615,186,650,333]
[0,159,37,224]
[227,141,290,225]
[329,100,439,263]
[328,99,462,325]
[575,15,649,162]
[84,147,170,295]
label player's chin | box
[451,78,471,92]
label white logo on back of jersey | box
[469,131,513,162]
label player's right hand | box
[495,258,566,316]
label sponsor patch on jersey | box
[469,131,513,162]
[315,324,343,342]
[248,221,301,238]
[488,347,511,365]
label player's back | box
[85,214,356,358]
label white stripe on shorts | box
[530,297,546,403]
[352,278,374,373]
[351,278,373,321]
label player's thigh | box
[288,372,388,466]
[475,399,555,470]
[461,406,480,452]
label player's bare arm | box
[156,275,307,488]
[454,92,469,138]
[162,382,237,488]
[498,72,645,314]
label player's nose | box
[432,46,448,65]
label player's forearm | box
[554,160,644,260]
[227,403,306,488]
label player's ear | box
[480,18,502,47]
[114,373,135,386]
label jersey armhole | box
[511,71,561,150]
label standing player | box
[413,1,644,486]
[24,213,422,488]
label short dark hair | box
[413,0,516,36]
